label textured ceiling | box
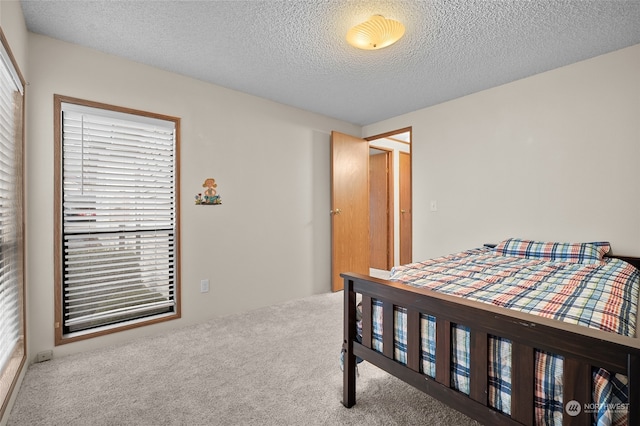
[20,0,640,126]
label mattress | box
[369,244,639,426]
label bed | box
[341,239,640,426]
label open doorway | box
[369,146,393,271]
[329,128,411,291]
[367,128,411,278]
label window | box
[0,30,25,418]
[54,95,180,344]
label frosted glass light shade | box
[346,15,405,50]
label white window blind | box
[60,102,178,334]
[0,34,24,405]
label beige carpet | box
[8,291,480,426]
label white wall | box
[364,44,640,260]
[0,1,27,70]
[25,33,360,360]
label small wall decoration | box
[195,178,222,205]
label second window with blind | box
[54,95,181,344]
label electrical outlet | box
[36,350,53,363]
[200,279,210,293]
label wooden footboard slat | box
[407,308,421,372]
[436,319,452,388]
[383,300,394,359]
[361,295,372,349]
[511,341,534,425]
[562,357,591,426]
[628,354,639,426]
[342,277,357,408]
[470,330,488,405]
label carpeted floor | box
[8,291,480,425]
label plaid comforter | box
[370,247,639,426]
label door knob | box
[401,209,406,214]
[330,208,342,215]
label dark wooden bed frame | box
[342,254,640,426]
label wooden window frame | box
[54,95,181,345]
[0,28,26,420]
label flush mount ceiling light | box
[346,15,405,50]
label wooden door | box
[369,150,392,270]
[399,151,412,265]
[331,131,370,292]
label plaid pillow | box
[493,238,610,264]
